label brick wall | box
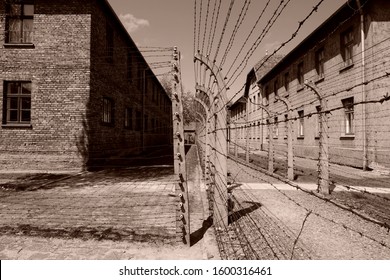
[0,0,173,171]
[88,0,172,166]
[0,0,92,171]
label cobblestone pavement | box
[0,167,178,242]
[0,150,219,260]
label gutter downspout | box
[355,0,368,170]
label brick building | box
[0,0,172,170]
[230,0,390,169]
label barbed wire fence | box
[193,0,390,259]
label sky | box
[107,0,347,98]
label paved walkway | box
[230,147,390,190]
[0,147,219,259]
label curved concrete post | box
[275,95,294,180]
[194,52,228,229]
[305,81,329,194]
[256,104,274,174]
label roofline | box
[99,0,171,99]
[258,1,361,84]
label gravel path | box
[215,157,390,260]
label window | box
[102,97,114,124]
[341,29,354,67]
[315,48,325,79]
[5,2,34,44]
[3,81,31,124]
[297,62,304,86]
[124,107,133,129]
[298,110,304,137]
[106,22,114,62]
[284,72,289,92]
[135,111,142,131]
[342,97,354,135]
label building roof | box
[257,0,362,84]
[229,54,284,109]
[98,0,170,98]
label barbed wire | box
[220,0,252,67]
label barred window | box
[5,2,34,44]
[3,81,32,124]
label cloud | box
[119,13,150,33]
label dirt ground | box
[1,145,389,260]
[0,145,220,260]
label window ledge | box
[340,134,355,140]
[2,124,32,129]
[339,63,354,73]
[4,43,35,49]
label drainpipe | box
[355,0,367,170]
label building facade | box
[0,0,172,170]
[230,0,390,169]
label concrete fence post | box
[305,81,330,194]
[275,95,294,180]
[172,47,190,245]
